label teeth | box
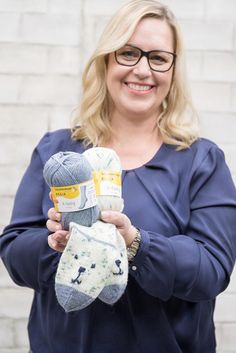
[127,83,151,91]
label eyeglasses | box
[115,44,176,73]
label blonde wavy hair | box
[72,0,199,149]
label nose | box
[133,56,151,78]
[115,259,121,267]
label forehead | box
[127,17,174,52]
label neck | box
[109,111,160,146]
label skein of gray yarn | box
[43,151,99,230]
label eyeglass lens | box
[115,45,175,72]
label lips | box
[125,82,154,92]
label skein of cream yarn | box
[83,147,124,212]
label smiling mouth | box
[125,82,154,91]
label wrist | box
[126,225,138,247]
[127,228,141,262]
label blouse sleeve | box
[0,134,60,292]
[129,146,236,302]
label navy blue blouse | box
[1,129,236,353]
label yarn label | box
[93,171,121,197]
[51,180,97,212]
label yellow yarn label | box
[51,179,97,212]
[93,170,121,197]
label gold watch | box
[127,229,141,262]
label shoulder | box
[186,137,221,164]
[178,138,230,185]
[187,138,226,171]
[161,138,227,180]
[36,129,86,165]
[163,137,220,162]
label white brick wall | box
[0,0,235,352]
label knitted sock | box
[99,221,128,304]
[43,151,99,229]
[55,221,128,312]
[83,147,128,304]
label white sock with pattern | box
[55,221,128,312]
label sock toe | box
[55,283,94,312]
[99,284,127,304]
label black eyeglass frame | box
[114,44,177,73]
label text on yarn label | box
[51,179,97,212]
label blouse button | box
[131,265,137,271]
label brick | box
[231,84,236,111]
[162,0,205,20]
[84,0,126,16]
[234,29,236,51]
[0,261,19,288]
[14,319,29,348]
[19,75,79,105]
[203,53,236,82]
[0,288,33,319]
[49,106,73,131]
[216,323,236,351]
[191,82,231,112]
[200,113,236,144]
[0,44,48,74]
[48,46,80,75]
[0,196,14,229]
[0,0,48,12]
[0,135,40,165]
[49,0,82,15]
[0,14,20,42]
[0,75,21,104]
[81,16,109,67]
[214,293,236,322]
[0,319,14,348]
[180,21,234,51]
[227,267,236,293]
[21,13,80,46]
[0,106,49,135]
[219,144,236,175]
[206,0,236,21]
[0,166,26,197]
[186,51,203,81]
[0,347,29,353]
[232,174,236,187]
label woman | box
[1,1,236,352]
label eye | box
[74,254,78,260]
[117,46,139,61]
[150,53,167,64]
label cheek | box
[155,71,172,86]
[155,72,173,97]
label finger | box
[48,234,66,253]
[101,210,136,246]
[47,207,61,222]
[52,230,69,245]
[101,210,128,227]
[46,219,62,232]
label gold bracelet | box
[127,228,141,262]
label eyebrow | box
[126,42,173,53]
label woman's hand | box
[101,210,137,247]
[47,208,69,252]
